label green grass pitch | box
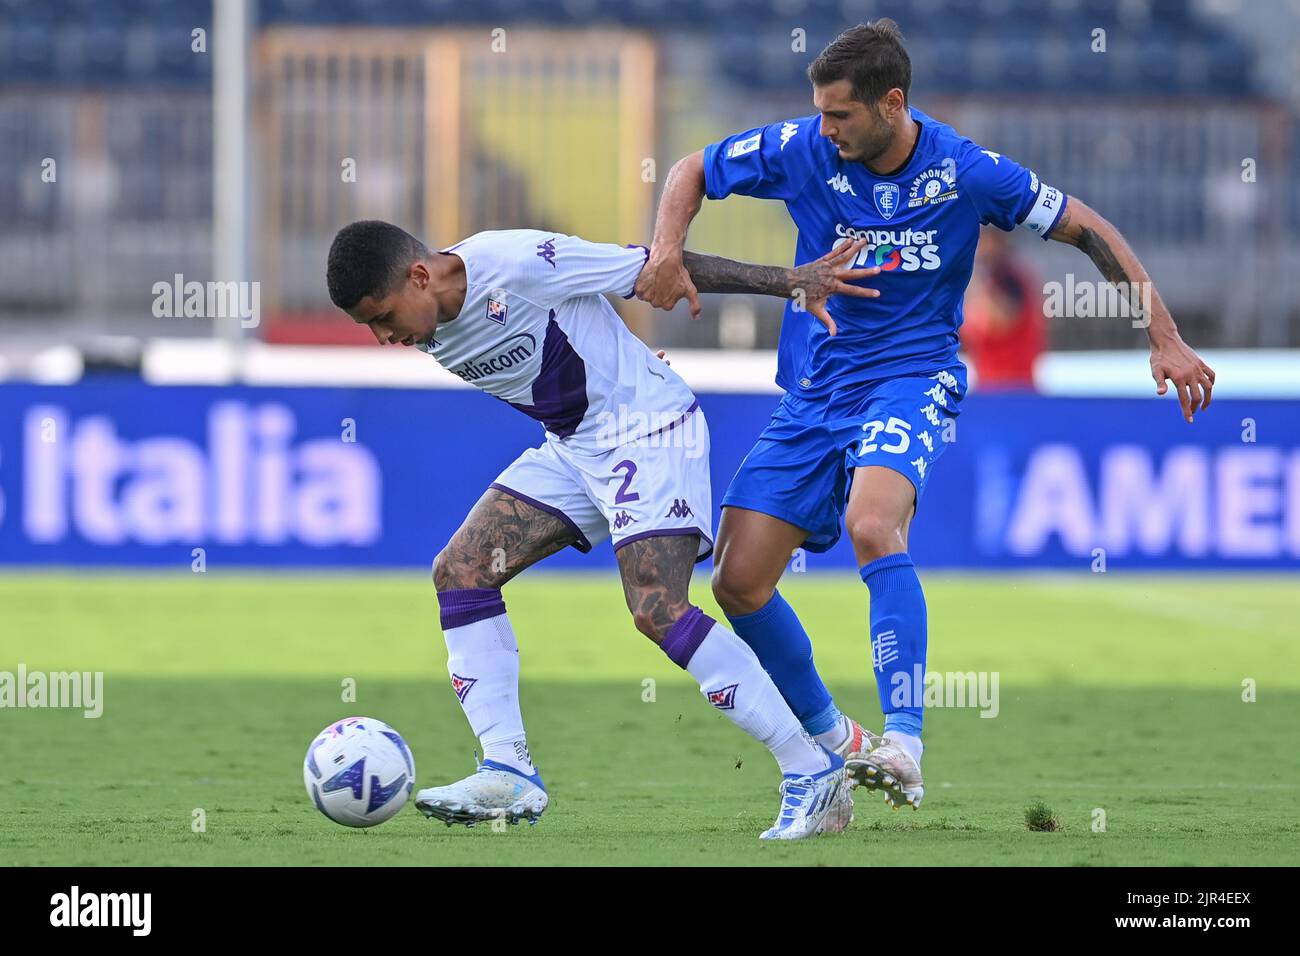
[1,570,1297,866]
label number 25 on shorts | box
[859,417,912,456]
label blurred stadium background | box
[1,0,1297,572]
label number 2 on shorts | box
[613,459,640,504]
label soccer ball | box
[303,717,415,827]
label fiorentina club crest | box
[486,297,508,325]
[873,182,900,221]
[450,673,478,702]
[706,683,738,711]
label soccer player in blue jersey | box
[637,20,1216,814]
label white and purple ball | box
[304,717,415,827]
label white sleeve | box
[522,233,650,308]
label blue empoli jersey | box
[703,108,1067,397]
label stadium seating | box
[0,0,1258,96]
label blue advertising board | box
[0,380,1296,570]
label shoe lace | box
[775,775,816,823]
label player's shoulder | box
[909,107,981,164]
[915,110,1010,178]
[444,228,555,260]
[443,229,559,287]
[715,114,828,160]
[771,114,837,166]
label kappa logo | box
[613,511,636,530]
[827,173,857,196]
[665,499,693,518]
[706,683,738,710]
[932,369,961,391]
[536,238,557,268]
[486,297,508,325]
[450,673,478,702]
[779,121,799,150]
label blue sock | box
[726,590,841,736]
[860,553,927,739]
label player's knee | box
[432,546,493,592]
[710,561,771,617]
[629,608,667,643]
[847,510,903,561]
[431,548,455,592]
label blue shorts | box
[720,367,965,553]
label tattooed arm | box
[668,238,881,337]
[1048,197,1215,422]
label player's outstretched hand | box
[1150,333,1215,423]
[635,245,702,319]
[791,238,881,337]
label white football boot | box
[845,734,924,810]
[759,750,848,841]
[414,759,548,827]
[818,718,882,833]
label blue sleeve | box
[958,142,1068,239]
[702,117,818,202]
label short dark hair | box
[326,219,428,310]
[807,20,911,108]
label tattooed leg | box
[433,487,577,592]
[615,533,700,644]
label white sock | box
[814,715,851,753]
[442,608,535,777]
[670,614,831,777]
[886,731,924,766]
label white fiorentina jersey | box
[418,229,697,451]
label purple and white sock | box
[661,607,831,777]
[437,587,535,776]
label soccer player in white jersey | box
[325,220,879,839]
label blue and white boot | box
[759,750,848,841]
[414,758,548,827]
